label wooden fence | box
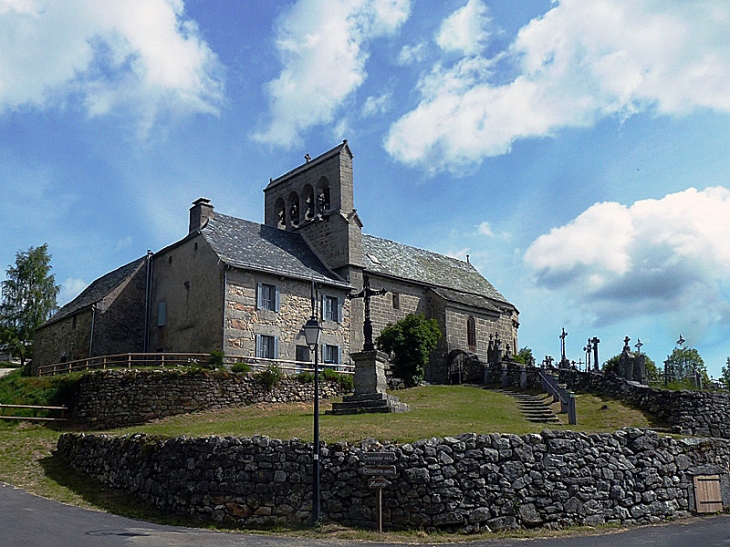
[36,352,354,377]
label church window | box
[392,292,400,309]
[323,344,341,365]
[296,344,311,363]
[323,295,340,322]
[157,301,167,327]
[72,315,77,329]
[256,334,278,359]
[257,283,279,312]
[467,316,476,349]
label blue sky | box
[2,0,730,376]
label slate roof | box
[41,257,146,327]
[362,234,512,306]
[202,213,351,289]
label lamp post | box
[302,308,322,526]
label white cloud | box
[435,0,491,56]
[59,277,88,306]
[253,0,411,147]
[362,92,391,117]
[476,221,494,237]
[385,0,730,172]
[523,187,730,330]
[0,0,224,136]
[397,41,427,65]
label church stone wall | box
[224,270,350,363]
[33,309,94,374]
[149,237,223,353]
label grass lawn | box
[0,378,668,536]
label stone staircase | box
[326,392,410,415]
[490,388,562,424]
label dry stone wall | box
[558,369,730,439]
[57,428,730,532]
[67,369,345,429]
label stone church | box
[34,142,519,381]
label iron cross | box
[347,274,388,351]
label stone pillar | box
[351,350,388,395]
[327,351,410,415]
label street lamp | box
[302,311,322,525]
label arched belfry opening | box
[275,198,286,229]
[316,177,330,215]
[303,184,315,221]
[288,192,300,228]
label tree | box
[720,358,730,391]
[513,346,534,365]
[376,314,442,387]
[664,347,708,388]
[602,353,658,379]
[0,244,60,367]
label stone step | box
[486,388,562,424]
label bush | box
[208,350,225,369]
[256,365,283,390]
[320,367,354,392]
[294,371,314,383]
[231,362,252,373]
[376,314,442,387]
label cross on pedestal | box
[635,338,643,355]
[347,274,388,351]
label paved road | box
[0,367,20,378]
[2,482,730,546]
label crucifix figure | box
[584,338,593,369]
[347,274,387,351]
[559,327,568,366]
[635,338,643,355]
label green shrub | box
[376,314,442,387]
[208,350,225,369]
[294,371,314,383]
[231,362,252,373]
[256,365,283,390]
[320,367,354,392]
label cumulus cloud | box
[435,0,491,56]
[253,0,411,147]
[385,0,730,172]
[523,187,730,329]
[0,0,224,136]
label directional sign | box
[362,452,396,464]
[361,465,397,477]
[368,477,392,489]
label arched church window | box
[303,184,315,220]
[288,192,300,227]
[467,316,476,349]
[275,198,286,229]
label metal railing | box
[36,352,354,377]
[539,369,577,425]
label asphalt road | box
[2,482,730,547]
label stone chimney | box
[189,198,214,234]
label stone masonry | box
[66,369,346,429]
[57,428,730,532]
